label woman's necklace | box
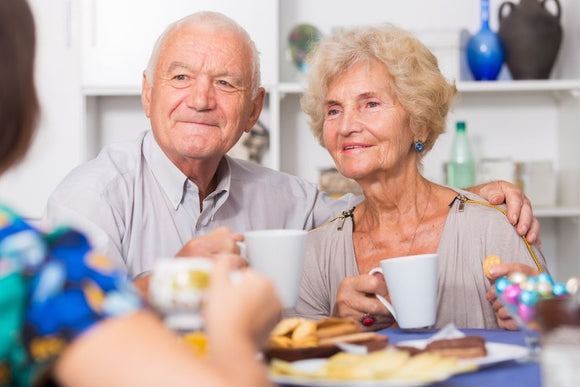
[365,183,432,257]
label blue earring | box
[414,140,424,152]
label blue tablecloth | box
[382,328,541,387]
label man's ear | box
[141,71,152,118]
[245,87,266,133]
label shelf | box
[534,206,580,218]
[457,79,580,93]
[83,86,142,96]
[82,79,580,98]
[274,79,580,97]
[277,82,305,94]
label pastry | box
[424,336,487,359]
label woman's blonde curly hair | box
[300,23,457,162]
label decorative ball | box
[537,272,555,285]
[519,289,540,306]
[503,283,522,305]
[508,271,527,285]
[495,276,512,295]
[287,24,322,73]
[552,282,568,297]
[517,303,536,323]
[566,276,579,295]
[537,281,553,297]
[521,280,538,292]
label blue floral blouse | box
[0,204,142,386]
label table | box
[382,328,541,387]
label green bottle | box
[447,121,476,188]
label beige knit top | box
[293,191,547,329]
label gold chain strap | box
[456,194,544,273]
[314,198,544,273]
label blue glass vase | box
[467,0,505,81]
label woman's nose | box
[339,109,363,136]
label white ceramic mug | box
[369,253,439,329]
[242,229,307,308]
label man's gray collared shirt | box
[44,131,359,277]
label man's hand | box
[485,262,541,330]
[468,180,540,246]
[176,226,244,258]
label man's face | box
[142,24,264,171]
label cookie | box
[483,254,502,279]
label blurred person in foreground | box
[43,12,540,287]
[0,1,281,386]
[293,23,547,331]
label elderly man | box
[44,11,538,281]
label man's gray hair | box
[144,11,261,97]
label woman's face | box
[322,60,414,183]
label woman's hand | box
[469,180,541,246]
[331,273,396,331]
[205,256,282,349]
[485,262,541,330]
[133,227,247,298]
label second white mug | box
[369,253,439,329]
[242,229,307,308]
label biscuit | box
[483,254,502,279]
[270,317,304,337]
[291,319,317,341]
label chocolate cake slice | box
[424,336,487,359]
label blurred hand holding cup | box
[242,229,307,309]
[149,257,214,332]
[369,253,439,329]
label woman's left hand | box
[331,274,396,331]
[485,262,541,330]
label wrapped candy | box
[495,272,571,325]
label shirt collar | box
[143,132,232,209]
[214,156,232,196]
[143,132,189,209]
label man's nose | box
[187,78,216,110]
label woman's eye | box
[366,101,380,108]
[327,108,340,116]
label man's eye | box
[217,80,233,87]
[367,101,379,108]
[327,108,340,116]
[174,74,188,81]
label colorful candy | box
[494,271,571,326]
[503,283,522,305]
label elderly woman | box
[294,24,547,331]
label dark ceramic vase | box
[498,0,563,79]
